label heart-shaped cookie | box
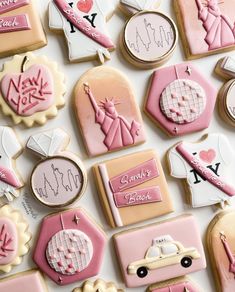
[77,0,93,13]
[199,149,216,163]
[1,64,54,117]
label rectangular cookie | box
[93,149,173,227]
[113,214,206,288]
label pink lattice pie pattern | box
[33,208,106,286]
[145,63,217,136]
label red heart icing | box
[199,149,216,163]
[1,64,54,117]
[77,0,93,13]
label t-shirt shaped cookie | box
[174,0,235,59]
[167,133,235,208]
[48,0,115,63]
[74,66,146,157]
[145,62,217,137]
[0,0,47,57]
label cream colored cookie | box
[147,276,203,291]
[73,279,124,292]
[207,210,235,292]
[0,205,31,273]
[74,66,146,157]
[0,0,47,58]
[215,57,235,127]
[0,270,48,292]
[0,52,66,127]
[93,149,173,228]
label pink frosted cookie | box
[147,276,202,292]
[0,0,46,57]
[93,149,173,228]
[0,126,23,202]
[174,0,235,59]
[119,0,178,68]
[145,63,217,136]
[0,53,66,127]
[74,66,146,157]
[167,133,235,208]
[113,214,206,288]
[33,208,106,286]
[215,56,235,127]
[0,270,47,292]
[0,205,31,273]
[48,0,115,63]
[27,128,87,208]
[207,210,235,292]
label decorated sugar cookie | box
[113,214,206,288]
[73,279,124,292]
[174,0,235,59]
[168,133,235,208]
[215,56,235,127]
[93,150,173,228]
[48,0,115,63]
[27,128,87,208]
[0,205,31,273]
[119,0,178,68]
[147,276,202,292]
[33,208,106,286]
[145,63,217,136]
[0,53,66,127]
[0,126,23,202]
[74,66,146,157]
[0,270,48,292]
[207,210,235,292]
[0,0,46,57]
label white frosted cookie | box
[0,53,66,127]
[73,279,124,292]
[48,0,115,63]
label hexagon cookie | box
[144,63,217,137]
[33,208,106,286]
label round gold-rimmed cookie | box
[0,204,31,273]
[0,52,66,127]
[27,128,87,208]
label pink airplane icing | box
[53,0,114,49]
[0,0,29,15]
[0,218,17,265]
[1,64,54,116]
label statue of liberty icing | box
[195,0,235,50]
[83,83,141,150]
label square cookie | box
[174,0,235,59]
[93,150,173,227]
[0,270,47,292]
[113,214,206,288]
[0,0,47,57]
